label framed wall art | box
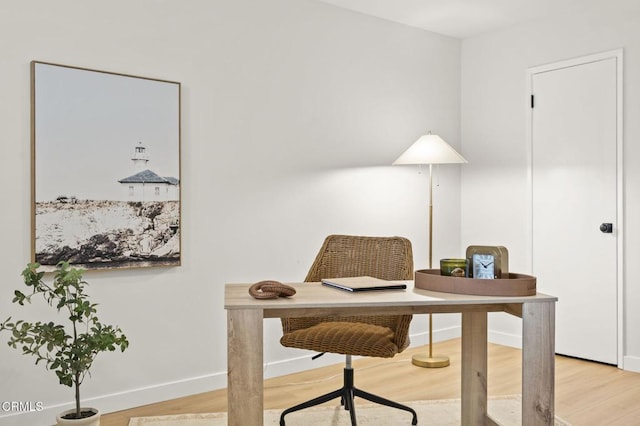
[31,61,181,270]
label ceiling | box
[314,0,599,39]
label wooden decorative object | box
[414,269,536,297]
[248,281,296,299]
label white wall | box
[461,0,640,368]
[0,1,461,424]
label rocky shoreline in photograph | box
[35,200,180,269]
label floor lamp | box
[393,131,467,368]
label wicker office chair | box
[279,235,418,426]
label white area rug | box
[128,395,570,425]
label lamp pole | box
[411,163,450,368]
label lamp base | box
[411,353,450,368]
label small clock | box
[465,245,509,279]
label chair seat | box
[280,321,399,358]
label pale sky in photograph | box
[34,62,180,201]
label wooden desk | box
[225,281,557,425]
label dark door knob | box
[600,223,613,233]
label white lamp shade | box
[393,133,467,165]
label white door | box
[529,52,622,365]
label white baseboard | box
[488,331,640,373]
[409,325,461,348]
[488,330,522,349]
[623,355,640,373]
[264,351,345,379]
[412,326,523,350]
[0,372,227,426]
[0,351,357,425]
[6,327,636,425]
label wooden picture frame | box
[31,61,181,270]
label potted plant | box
[0,261,129,425]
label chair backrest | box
[304,235,414,282]
[282,235,414,350]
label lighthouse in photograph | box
[118,141,179,202]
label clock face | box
[472,253,495,279]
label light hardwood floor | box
[102,339,640,425]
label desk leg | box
[228,309,263,426]
[461,311,488,425]
[522,301,555,425]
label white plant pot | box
[56,407,101,426]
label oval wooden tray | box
[414,269,536,296]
